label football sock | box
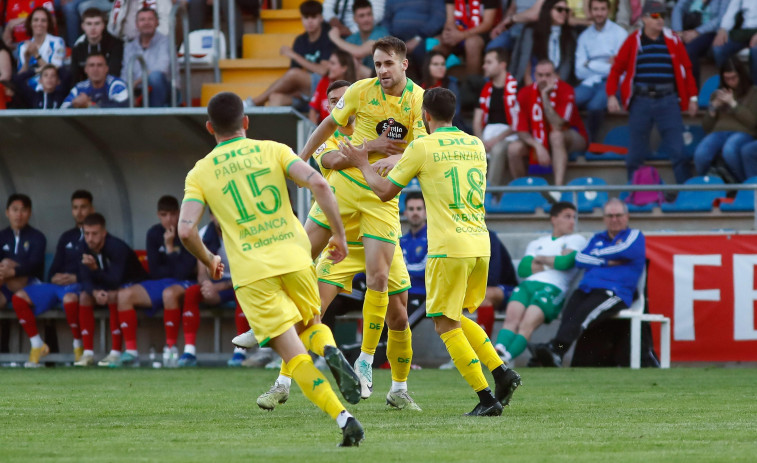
[476,387,498,406]
[391,380,407,392]
[299,323,336,357]
[387,326,412,383]
[29,334,44,349]
[63,301,81,339]
[361,289,388,355]
[279,360,292,379]
[336,410,353,429]
[460,316,504,371]
[496,328,516,351]
[163,308,180,348]
[108,303,122,351]
[276,375,292,388]
[73,338,83,349]
[477,304,495,335]
[79,305,95,351]
[184,344,196,356]
[120,309,138,351]
[11,296,38,338]
[182,285,201,346]
[440,327,488,392]
[509,334,528,358]
[234,303,250,335]
[288,353,344,420]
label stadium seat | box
[613,267,671,369]
[495,176,550,213]
[585,126,629,161]
[698,75,719,109]
[720,176,757,212]
[560,177,608,213]
[661,176,726,212]
[178,30,227,66]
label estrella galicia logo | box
[376,118,408,140]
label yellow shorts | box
[316,243,411,295]
[235,265,321,347]
[307,202,362,245]
[425,257,489,321]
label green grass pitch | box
[2,367,756,462]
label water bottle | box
[149,347,161,369]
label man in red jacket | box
[606,0,697,185]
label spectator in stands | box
[473,47,520,187]
[574,0,627,142]
[421,50,468,132]
[382,0,446,69]
[328,0,389,79]
[399,192,427,315]
[62,0,112,46]
[511,0,578,86]
[71,9,124,85]
[696,58,757,182]
[712,0,757,86]
[531,198,645,367]
[672,0,731,88]
[0,40,14,109]
[78,212,148,367]
[108,0,171,42]
[62,53,129,108]
[607,0,698,185]
[116,196,197,368]
[0,194,46,314]
[251,1,334,108]
[2,0,55,50]
[15,64,66,108]
[615,0,650,31]
[121,7,171,107]
[11,190,93,367]
[493,201,586,364]
[436,0,497,76]
[15,7,66,90]
[309,49,356,124]
[509,59,588,188]
[323,0,385,36]
[488,0,541,53]
[475,230,518,336]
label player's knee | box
[162,285,184,305]
[14,290,30,302]
[507,141,526,158]
[62,293,78,304]
[79,292,93,305]
[366,271,389,291]
[385,307,408,331]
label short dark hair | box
[6,193,31,210]
[25,7,55,37]
[208,92,245,136]
[136,7,158,20]
[353,0,373,13]
[486,47,510,65]
[404,191,424,207]
[157,195,180,212]
[589,0,610,7]
[85,52,107,64]
[422,87,456,123]
[535,59,556,71]
[83,212,106,227]
[372,35,406,59]
[327,80,351,94]
[299,0,323,17]
[39,64,58,77]
[81,7,105,22]
[71,190,93,203]
[549,201,576,218]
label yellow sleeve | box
[330,84,359,127]
[281,145,303,177]
[387,141,424,188]
[183,167,206,205]
[409,91,428,141]
[313,136,339,168]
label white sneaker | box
[354,358,373,399]
[242,347,273,367]
[438,359,455,370]
[74,353,95,367]
[232,330,258,349]
[264,355,282,370]
[386,389,422,411]
[494,343,512,365]
[97,352,121,367]
[256,381,289,410]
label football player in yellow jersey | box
[340,88,522,417]
[297,36,426,399]
[251,80,421,411]
[178,92,364,446]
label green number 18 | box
[444,166,484,210]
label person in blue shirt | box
[1,194,46,310]
[61,52,129,108]
[11,190,94,367]
[116,196,198,368]
[399,192,427,316]
[532,198,646,367]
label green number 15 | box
[444,166,484,210]
[222,168,282,224]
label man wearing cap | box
[606,0,697,185]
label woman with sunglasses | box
[511,0,578,85]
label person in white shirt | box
[493,201,587,363]
[574,0,627,141]
[712,0,757,86]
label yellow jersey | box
[183,137,312,287]
[330,77,427,188]
[313,129,350,180]
[387,126,490,258]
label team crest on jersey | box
[376,118,408,140]
[336,97,345,109]
[315,143,326,155]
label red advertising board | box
[646,234,757,362]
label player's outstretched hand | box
[338,139,369,167]
[368,125,407,155]
[209,254,224,280]
[372,155,399,177]
[325,235,348,264]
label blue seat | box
[720,176,757,212]
[698,75,720,109]
[494,177,550,213]
[560,177,608,213]
[585,126,629,161]
[654,125,705,160]
[661,176,726,212]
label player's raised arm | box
[178,201,223,280]
[300,114,340,161]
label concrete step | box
[261,9,303,34]
[201,82,269,106]
[219,58,289,83]
[242,33,298,59]
[281,0,321,9]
